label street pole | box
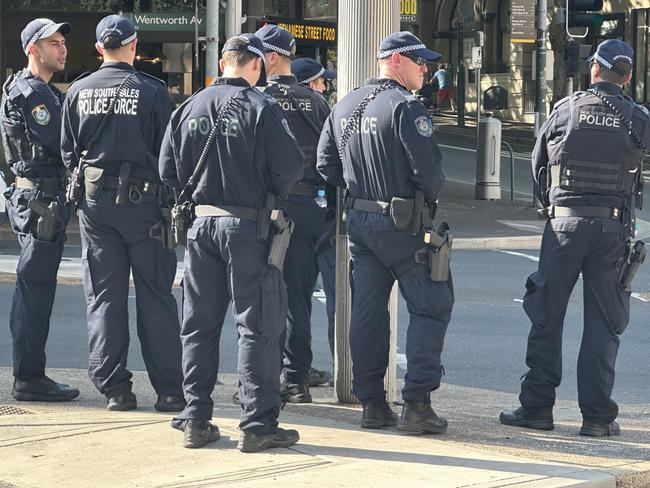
[534,0,548,132]
[205,0,219,86]
[225,0,243,39]
[457,16,465,128]
[335,0,400,404]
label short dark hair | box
[598,61,631,84]
[222,38,258,67]
[102,35,123,50]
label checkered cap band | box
[24,21,55,54]
[301,67,325,84]
[262,41,292,57]
[593,52,612,69]
[613,54,633,65]
[377,43,427,59]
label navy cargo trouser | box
[316,217,336,359]
[78,189,183,399]
[282,194,327,384]
[6,186,68,379]
[171,216,287,435]
[346,209,454,402]
[520,217,630,424]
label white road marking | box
[396,353,407,369]
[632,293,650,303]
[500,250,540,262]
[313,290,327,305]
[513,298,524,303]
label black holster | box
[28,199,61,242]
[389,190,431,235]
[257,193,276,241]
[115,162,132,206]
[149,206,177,249]
[423,221,453,282]
[171,202,194,247]
[619,240,646,292]
[66,164,85,212]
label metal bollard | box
[475,115,502,200]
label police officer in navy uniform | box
[160,34,303,452]
[292,56,338,369]
[256,25,333,398]
[1,18,79,402]
[60,15,184,412]
[500,39,650,437]
[317,32,453,434]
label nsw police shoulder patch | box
[31,104,50,125]
[414,115,433,137]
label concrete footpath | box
[1,370,649,488]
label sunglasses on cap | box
[401,53,428,66]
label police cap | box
[222,33,265,61]
[96,15,137,49]
[377,31,441,62]
[254,24,296,57]
[587,39,634,75]
[291,58,336,84]
[21,18,71,55]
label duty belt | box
[194,204,259,222]
[291,182,318,197]
[345,197,390,214]
[15,176,67,195]
[550,205,622,220]
[101,176,159,196]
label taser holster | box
[66,161,85,212]
[170,201,193,247]
[423,221,453,282]
[28,199,61,242]
[115,162,132,206]
[267,208,294,270]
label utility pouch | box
[257,193,276,241]
[67,163,85,212]
[619,240,646,292]
[83,166,105,200]
[410,190,425,235]
[171,202,193,247]
[268,208,294,270]
[115,162,132,206]
[28,199,60,242]
[149,206,176,249]
[423,221,453,282]
[389,197,414,232]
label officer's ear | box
[390,52,402,68]
[27,42,41,58]
[95,42,105,56]
[218,58,225,74]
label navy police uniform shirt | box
[317,78,445,203]
[1,68,65,178]
[159,77,303,208]
[533,81,650,208]
[61,62,173,180]
[263,75,330,185]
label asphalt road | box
[1,249,648,406]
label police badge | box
[31,104,51,125]
[414,115,433,137]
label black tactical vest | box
[547,91,643,196]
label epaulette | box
[633,102,649,117]
[15,77,35,98]
[396,86,417,102]
[255,87,278,105]
[69,71,91,86]
[139,71,166,86]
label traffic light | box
[568,0,604,29]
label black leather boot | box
[106,392,137,411]
[237,427,300,453]
[154,395,186,412]
[183,420,220,448]
[361,398,398,429]
[398,400,448,435]
[580,419,620,437]
[12,376,79,402]
[499,406,554,430]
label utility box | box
[475,115,502,200]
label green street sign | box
[125,12,206,33]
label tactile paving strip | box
[0,405,33,416]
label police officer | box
[500,40,650,437]
[292,56,338,376]
[160,33,303,452]
[1,18,79,402]
[317,32,453,434]
[256,25,333,397]
[60,15,184,412]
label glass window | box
[302,0,336,21]
[5,0,118,11]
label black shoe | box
[281,382,312,403]
[499,406,554,430]
[361,398,398,429]
[307,368,331,387]
[106,392,137,411]
[154,395,186,412]
[183,420,220,448]
[12,376,79,402]
[398,400,448,435]
[580,419,620,437]
[237,427,300,453]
